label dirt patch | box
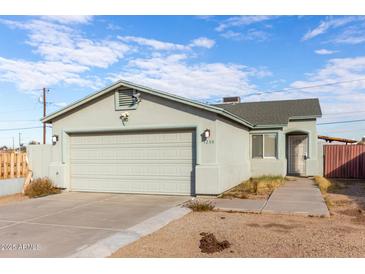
[199,232,231,254]
[110,179,365,258]
[340,208,363,217]
[246,223,260,228]
[262,223,299,230]
[326,179,365,225]
[339,208,365,224]
[332,199,353,207]
[0,193,28,205]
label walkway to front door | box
[214,177,330,217]
[262,177,329,217]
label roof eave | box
[42,79,254,128]
[42,80,125,123]
[289,115,322,120]
[252,124,286,129]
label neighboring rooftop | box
[318,135,357,144]
[214,98,322,126]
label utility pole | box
[12,136,14,150]
[43,87,47,144]
[18,132,22,149]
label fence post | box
[16,153,21,178]
[22,153,27,177]
[0,154,2,178]
[10,153,15,178]
[3,153,8,179]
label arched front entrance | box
[286,132,309,176]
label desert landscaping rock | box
[199,232,231,254]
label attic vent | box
[115,89,139,110]
[223,96,241,104]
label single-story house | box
[37,79,322,196]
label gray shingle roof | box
[214,98,322,126]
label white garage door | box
[69,129,195,195]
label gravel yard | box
[111,179,365,258]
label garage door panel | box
[70,130,195,195]
[70,178,191,194]
[71,131,192,145]
[70,147,193,161]
[71,164,193,177]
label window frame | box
[251,133,278,159]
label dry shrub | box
[253,176,284,195]
[314,176,332,193]
[324,196,334,208]
[220,175,285,198]
[185,199,215,212]
[24,177,61,198]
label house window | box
[252,133,277,158]
[252,135,263,158]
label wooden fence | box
[324,145,365,178]
[0,152,28,179]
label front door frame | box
[286,133,309,176]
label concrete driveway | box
[0,192,189,258]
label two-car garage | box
[69,129,196,195]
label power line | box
[320,128,365,133]
[318,119,365,125]
[246,78,365,97]
[0,108,40,114]
[0,119,39,122]
[322,110,365,116]
[0,126,52,132]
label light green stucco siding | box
[216,117,250,193]
[250,119,321,177]
[33,85,321,195]
[47,87,251,195]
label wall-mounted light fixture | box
[52,135,59,145]
[120,112,130,125]
[203,129,211,139]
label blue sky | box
[0,15,365,146]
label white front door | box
[287,135,308,176]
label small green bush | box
[24,177,61,198]
[185,199,215,212]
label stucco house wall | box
[29,81,322,196]
[216,117,251,193]
[250,119,320,177]
[48,89,250,194]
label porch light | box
[203,129,211,139]
[52,135,59,145]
